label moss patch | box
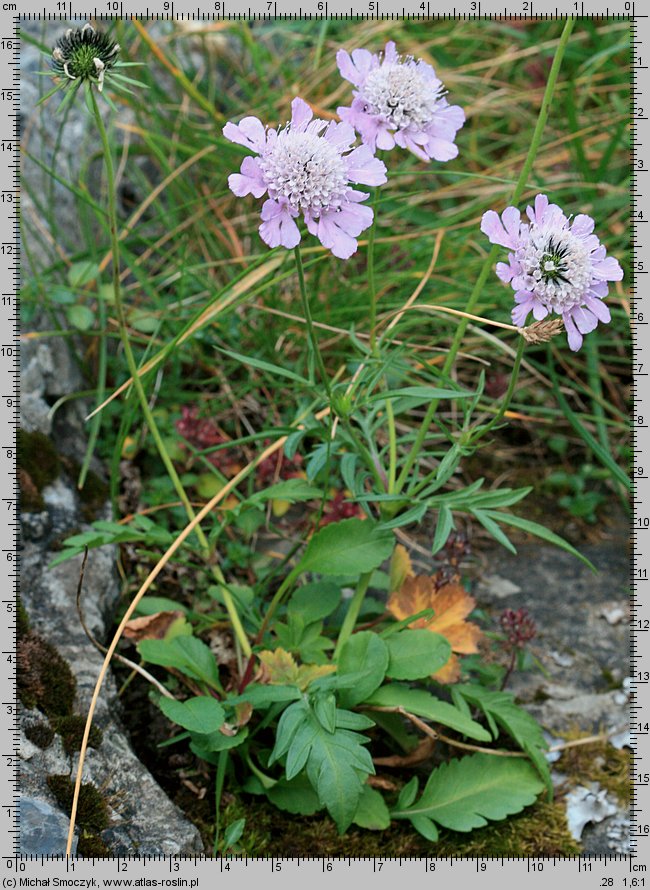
[559,730,631,807]
[24,721,55,749]
[77,834,111,857]
[18,428,61,490]
[213,795,577,858]
[17,597,30,639]
[53,715,103,755]
[17,632,76,717]
[47,775,109,834]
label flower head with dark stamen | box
[223,98,387,259]
[336,41,464,162]
[481,194,623,351]
[51,23,120,93]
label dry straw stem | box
[366,705,619,761]
[85,256,284,420]
[66,404,331,855]
[97,141,216,276]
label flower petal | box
[351,48,376,81]
[525,194,549,225]
[511,291,535,326]
[228,156,266,199]
[383,41,398,63]
[532,301,549,320]
[571,214,595,237]
[290,97,313,132]
[592,255,624,282]
[324,120,356,151]
[481,208,521,249]
[345,144,387,185]
[563,312,583,352]
[223,116,267,153]
[496,261,514,283]
[570,305,599,335]
[259,199,300,250]
[584,295,611,324]
[336,48,361,85]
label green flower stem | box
[334,571,373,659]
[294,244,331,400]
[368,187,380,355]
[386,398,397,493]
[342,417,386,490]
[256,565,302,643]
[393,18,576,497]
[468,336,526,445]
[367,186,397,492]
[89,87,251,658]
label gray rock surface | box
[476,523,630,853]
[20,466,204,855]
[20,797,78,856]
[20,20,203,856]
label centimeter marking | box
[6,3,642,874]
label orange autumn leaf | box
[387,545,483,683]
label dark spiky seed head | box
[51,24,120,81]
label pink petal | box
[511,292,535,326]
[394,130,430,161]
[584,295,611,324]
[259,199,300,250]
[223,116,267,153]
[431,104,465,137]
[333,198,373,237]
[290,98,313,132]
[338,100,382,150]
[324,120,356,151]
[525,194,549,225]
[425,136,459,162]
[316,198,373,259]
[351,48,376,81]
[563,312,583,352]
[481,208,521,249]
[345,144,387,186]
[589,280,609,298]
[336,48,361,86]
[592,256,624,282]
[570,305,598,335]
[571,214,595,237]
[228,156,266,199]
[532,301,549,320]
[375,126,396,150]
[496,261,514,283]
[384,41,398,63]
[317,214,358,259]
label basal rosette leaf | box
[392,753,544,839]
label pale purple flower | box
[481,194,623,351]
[336,41,464,162]
[223,97,387,260]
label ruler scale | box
[7,3,642,882]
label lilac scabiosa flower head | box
[336,41,464,162]
[481,194,623,351]
[223,98,387,260]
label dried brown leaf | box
[123,610,185,643]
